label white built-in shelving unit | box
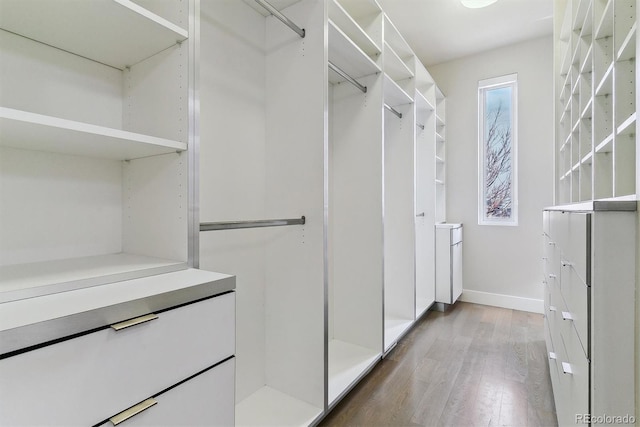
[382,16,416,354]
[328,0,384,408]
[555,0,638,203]
[0,0,193,302]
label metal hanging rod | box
[254,0,305,38]
[416,123,425,130]
[384,104,402,119]
[328,62,367,93]
[200,216,306,232]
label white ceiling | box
[376,0,554,66]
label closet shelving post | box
[382,15,417,354]
[199,1,325,425]
[413,60,437,318]
[435,87,447,223]
[327,0,385,408]
[0,0,195,302]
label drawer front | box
[566,212,590,284]
[559,266,589,357]
[558,327,589,426]
[549,211,569,254]
[101,358,235,427]
[544,319,565,426]
[0,292,235,426]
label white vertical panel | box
[415,104,436,311]
[122,153,187,261]
[123,43,188,142]
[0,30,123,128]
[0,147,122,265]
[199,0,268,403]
[591,211,636,419]
[330,72,384,351]
[264,0,326,409]
[383,102,416,320]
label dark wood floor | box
[320,302,557,427]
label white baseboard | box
[459,289,543,314]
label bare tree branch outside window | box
[478,75,517,225]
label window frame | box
[477,73,518,226]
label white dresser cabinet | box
[543,202,637,426]
[435,223,463,308]
[0,269,236,426]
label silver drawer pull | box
[111,313,158,331]
[549,352,557,360]
[561,311,573,321]
[549,305,557,312]
[416,212,425,217]
[548,274,557,279]
[561,362,573,375]
[110,398,158,426]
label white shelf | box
[384,316,413,352]
[328,20,381,85]
[415,90,435,113]
[581,98,593,119]
[236,387,322,427]
[595,133,614,153]
[617,112,636,136]
[581,152,593,165]
[383,74,413,107]
[595,0,614,39]
[0,0,188,70]
[436,114,445,126]
[384,16,413,59]
[328,0,381,57]
[383,42,414,81]
[436,132,445,142]
[0,253,187,303]
[328,339,380,405]
[580,45,593,74]
[617,22,637,61]
[0,107,186,160]
[595,63,613,96]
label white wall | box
[430,36,554,313]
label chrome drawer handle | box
[549,352,557,360]
[110,398,157,425]
[549,305,557,312]
[111,313,158,331]
[562,362,573,375]
[561,311,573,321]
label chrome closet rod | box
[254,0,305,38]
[416,123,425,130]
[385,104,402,119]
[328,61,367,93]
[200,216,306,231]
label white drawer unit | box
[543,202,637,426]
[0,269,236,426]
[435,223,463,307]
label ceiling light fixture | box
[461,0,498,8]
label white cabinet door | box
[451,241,463,303]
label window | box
[478,74,518,226]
